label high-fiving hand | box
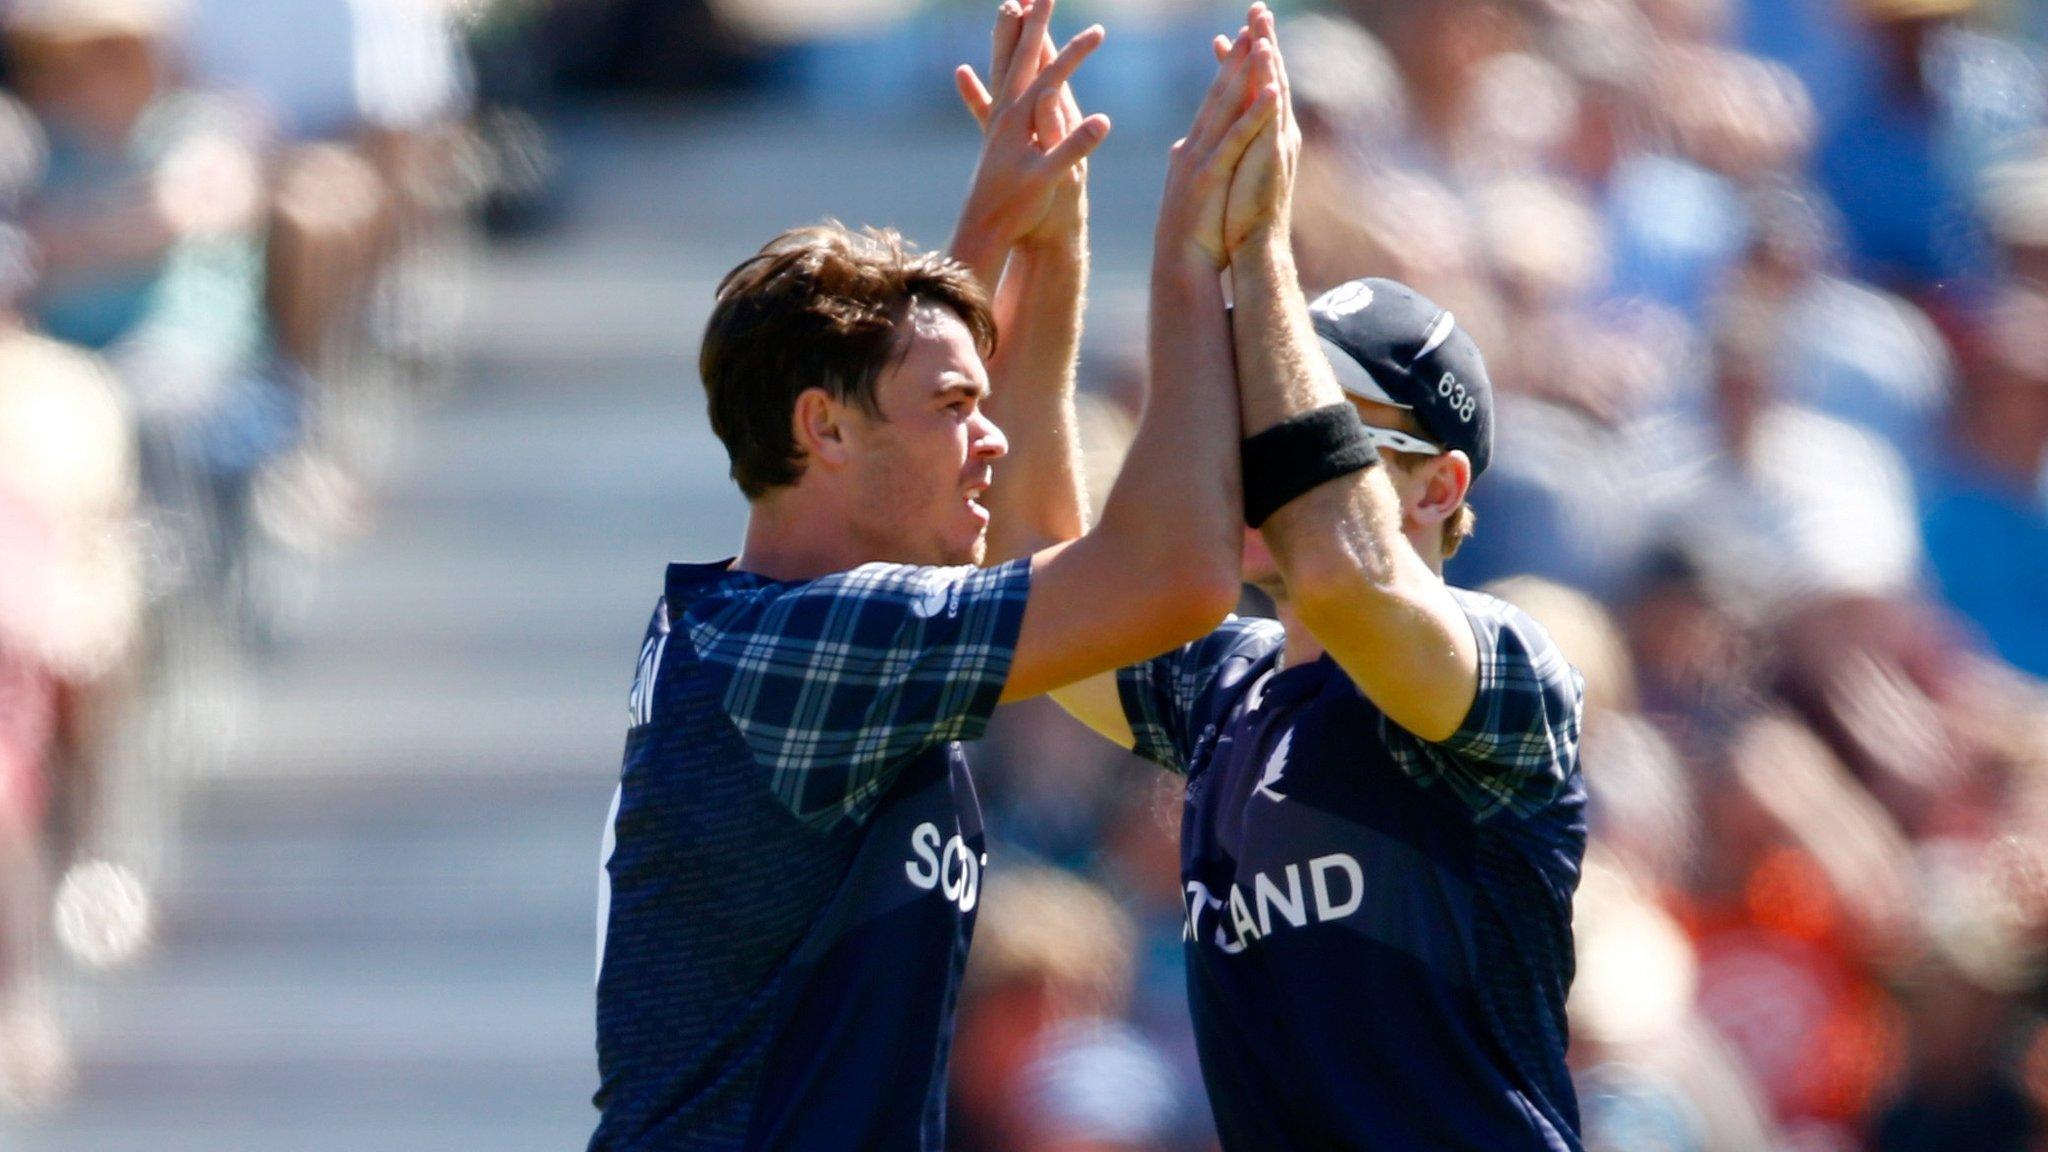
[952,0,1111,286]
[1219,4,1300,261]
[1156,23,1282,270]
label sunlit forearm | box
[1229,236,1342,435]
[983,235,1090,562]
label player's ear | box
[1413,449,1471,526]
[792,388,852,469]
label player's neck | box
[734,491,868,583]
[1274,600,1325,671]
[1407,524,1446,577]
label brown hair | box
[700,223,996,499]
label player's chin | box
[930,522,986,568]
[949,503,990,566]
[958,523,989,568]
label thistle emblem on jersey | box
[1255,729,1292,802]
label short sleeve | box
[1117,616,1285,774]
[682,559,1031,831]
[1382,591,1585,821]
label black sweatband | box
[1241,404,1379,529]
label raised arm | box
[997,34,1281,703]
[949,0,1100,562]
[1222,12,1479,741]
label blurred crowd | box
[0,0,515,1111]
[948,1,2048,1151]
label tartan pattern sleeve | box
[1117,616,1286,774]
[681,559,1031,832]
[1381,590,1585,821]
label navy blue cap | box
[1308,278,1494,477]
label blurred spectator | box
[1619,547,1766,743]
[188,0,470,143]
[949,865,1198,1152]
[187,0,418,379]
[1921,285,2048,675]
[1562,27,1814,318]
[1730,184,1954,467]
[8,0,265,361]
[1570,851,1782,1152]
[1277,10,1408,158]
[1659,44,1816,186]
[1492,576,1770,1152]
[1022,1018,1185,1152]
[0,210,141,1111]
[7,0,284,617]
[1980,138,2048,287]
[973,697,1137,867]
[1281,11,1497,321]
[1348,0,1529,175]
[1634,303,1923,617]
[1768,596,1971,838]
[0,0,478,1118]
[1734,0,1880,124]
[1090,769,1212,1142]
[1814,0,2042,296]
[1683,713,1914,1151]
[1872,840,2045,1152]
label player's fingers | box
[1003,0,1058,99]
[1039,112,1111,173]
[1184,29,1252,152]
[1251,5,1292,133]
[1021,24,1104,108]
[1245,30,1279,109]
[1205,86,1279,177]
[1212,33,1231,63]
[956,65,995,130]
[1043,38,1085,134]
[1033,85,1064,147]
[1189,35,1258,156]
[1248,1,1274,47]
[989,1,1024,103]
[1030,33,1080,136]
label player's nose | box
[971,411,1008,460]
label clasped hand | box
[1158,3,1301,271]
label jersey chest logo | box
[1254,729,1293,803]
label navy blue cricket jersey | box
[589,557,1030,1151]
[1119,588,1587,1152]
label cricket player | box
[1048,14,1589,1150]
[586,5,1283,1147]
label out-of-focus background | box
[0,0,2042,1149]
